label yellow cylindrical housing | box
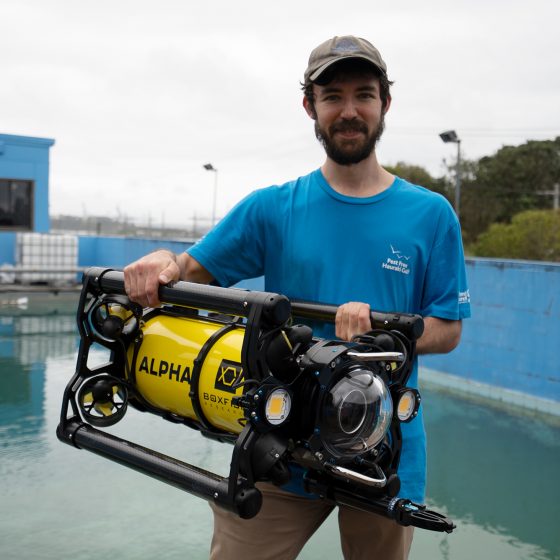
[128,313,247,434]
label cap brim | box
[308,55,385,82]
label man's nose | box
[340,99,359,119]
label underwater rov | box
[57,268,455,533]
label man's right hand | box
[124,250,180,308]
[335,301,373,341]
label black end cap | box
[235,486,263,519]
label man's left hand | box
[335,301,372,341]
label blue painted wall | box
[76,236,264,291]
[422,258,560,403]
[0,133,55,233]
[0,232,16,264]
[77,236,194,269]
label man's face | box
[306,74,389,165]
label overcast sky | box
[1,0,559,228]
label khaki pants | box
[209,483,414,560]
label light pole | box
[439,130,462,220]
[203,163,218,226]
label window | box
[0,179,34,230]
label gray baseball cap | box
[304,36,387,84]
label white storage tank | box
[16,232,78,284]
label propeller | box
[87,295,142,342]
[77,375,128,427]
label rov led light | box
[396,388,420,422]
[265,388,291,425]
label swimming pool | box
[1,303,558,559]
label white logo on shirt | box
[382,245,411,275]
[390,244,411,261]
[459,290,470,304]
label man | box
[124,35,470,560]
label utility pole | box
[439,130,462,220]
[203,163,219,226]
[536,183,559,210]
[455,139,462,217]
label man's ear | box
[303,96,317,120]
[382,94,392,115]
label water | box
[1,298,559,560]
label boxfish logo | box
[215,359,244,393]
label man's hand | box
[124,250,180,308]
[335,302,462,354]
[335,302,372,341]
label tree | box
[460,137,560,243]
[472,209,560,262]
[385,162,452,201]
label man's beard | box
[314,115,385,165]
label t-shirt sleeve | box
[420,209,471,320]
[187,190,266,287]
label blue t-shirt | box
[189,169,471,503]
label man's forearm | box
[416,317,462,355]
[176,252,214,284]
